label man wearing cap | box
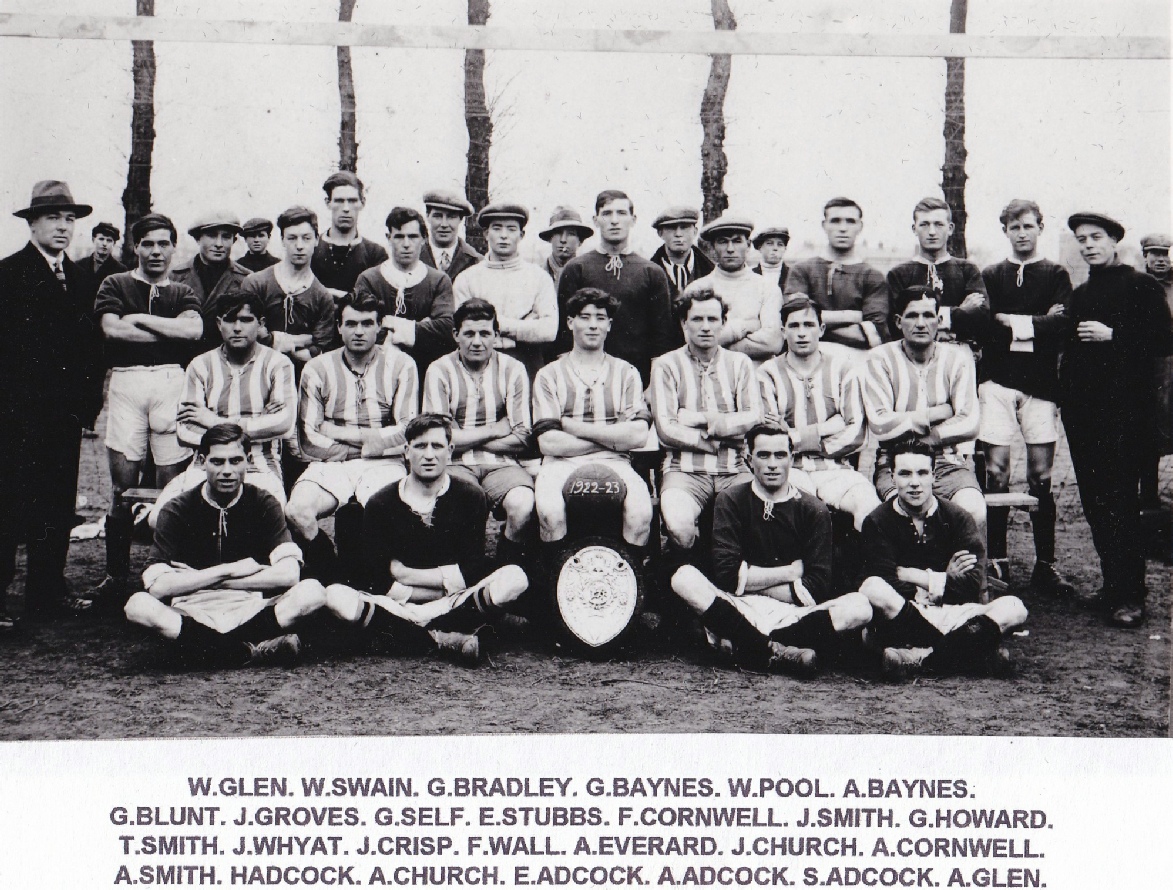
[1140,233,1173,514]
[421,190,482,283]
[650,206,714,301]
[751,226,790,293]
[172,212,250,346]
[311,172,388,295]
[540,207,593,287]
[241,206,338,374]
[89,213,205,605]
[689,216,783,363]
[785,197,891,354]
[453,202,557,378]
[1061,212,1173,628]
[354,206,456,374]
[0,181,105,623]
[554,190,676,386]
[238,218,280,273]
[887,197,989,348]
[83,221,127,285]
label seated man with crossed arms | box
[670,424,872,677]
[319,414,529,666]
[858,441,1028,680]
[123,424,326,667]
[533,288,654,555]
[757,297,879,532]
[651,284,761,568]
[285,292,418,576]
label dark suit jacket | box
[172,256,251,347]
[0,242,105,436]
[421,239,482,283]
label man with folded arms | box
[453,202,558,378]
[669,424,872,677]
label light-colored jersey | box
[757,350,866,473]
[177,345,296,476]
[533,353,650,462]
[862,341,979,462]
[423,350,531,469]
[298,345,418,462]
[651,346,761,475]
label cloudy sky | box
[1,0,1168,264]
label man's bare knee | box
[285,498,319,539]
[671,564,717,613]
[502,488,535,527]
[124,590,158,626]
[277,579,327,624]
[325,583,363,622]
[952,488,987,526]
[859,576,904,619]
[487,565,529,604]
[987,595,1028,632]
[829,591,872,631]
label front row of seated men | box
[124,283,1027,679]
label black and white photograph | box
[0,1,1169,883]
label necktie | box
[53,258,66,290]
[440,251,451,272]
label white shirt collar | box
[893,495,939,519]
[751,480,800,505]
[30,239,63,268]
[131,267,171,287]
[911,254,955,266]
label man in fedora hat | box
[172,211,250,347]
[238,217,280,273]
[0,181,106,623]
[453,202,558,378]
[650,206,714,301]
[420,189,482,283]
[311,172,388,295]
[1061,212,1172,628]
[539,206,592,286]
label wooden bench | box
[118,487,162,509]
[983,492,1039,511]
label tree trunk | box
[121,0,156,265]
[337,0,359,173]
[463,0,493,254]
[942,0,968,257]
[700,0,737,223]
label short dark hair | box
[565,287,620,320]
[131,213,177,245]
[890,439,937,466]
[335,291,384,325]
[199,423,251,457]
[893,285,940,318]
[385,206,427,234]
[453,297,499,333]
[823,197,862,219]
[277,205,319,235]
[781,295,823,325]
[913,196,951,221]
[323,171,364,201]
[405,413,452,444]
[213,289,267,321]
[674,283,728,324]
[595,190,633,215]
[999,199,1043,228]
[746,423,790,453]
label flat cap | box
[1140,233,1172,252]
[753,226,790,248]
[92,221,121,240]
[477,202,529,228]
[1067,211,1125,242]
[188,211,243,238]
[699,214,754,241]
[539,206,593,242]
[241,217,274,235]
[423,189,474,217]
[653,206,701,230]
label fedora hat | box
[13,180,92,220]
[539,207,593,242]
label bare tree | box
[463,0,493,254]
[337,0,359,173]
[700,0,737,223]
[121,0,156,264]
[942,0,968,257]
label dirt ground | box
[0,427,1168,740]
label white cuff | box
[792,578,816,608]
[927,571,948,599]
